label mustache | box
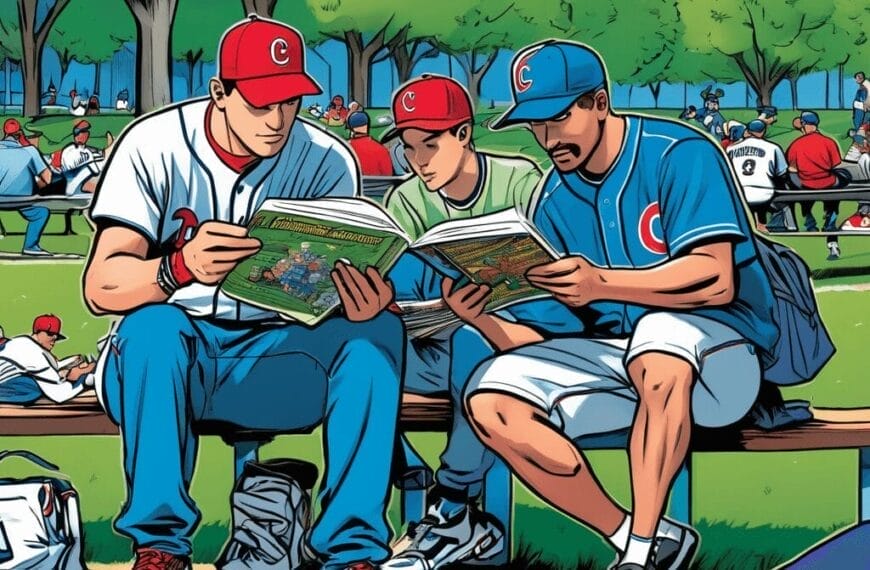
[548,143,581,159]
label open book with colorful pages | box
[221,199,558,326]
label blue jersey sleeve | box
[659,138,751,261]
[27,146,47,176]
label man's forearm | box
[468,314,545,352]
[85,255,169,314]
[597,249,734,309]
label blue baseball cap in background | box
[729,123,746,141]
[346,111,370,129]
[491,41,607,130]
[747,119,767,133]
[796,110,820,125]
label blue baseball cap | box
[797,110,820,125]
[346,111,369,129]
[491,41,607,130]
[747,119,766,133]
[729,124,746,140]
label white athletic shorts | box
[465,312,761,439]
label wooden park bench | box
[0,195,92,238]
[2,392,869,565]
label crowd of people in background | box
[681,73,870,261]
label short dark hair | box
[220,78,237,96]
[856,71,866,78]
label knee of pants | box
[21,206,49,222]
[449,325,494,398]
[347,311,405,365]
[115,304,196,358]
[332,336,402,403]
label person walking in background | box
[346,111,393,176]
[851,71,869,132]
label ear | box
[458,123,472,145]
[594,90,609,114]
[210,78,228,110]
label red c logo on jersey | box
[638,202,666,255]
[514,54,533,93]
[173,208,200,249]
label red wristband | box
[169,249,195,287]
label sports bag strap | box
[0,449,61,472]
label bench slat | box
[4,396,870,452]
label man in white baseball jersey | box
[727,119,789,230]
[84,16,402,570]
[0,314,95,405]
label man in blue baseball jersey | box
[0,119,55,256]
[445,41,778,570]
[84,16,401,570]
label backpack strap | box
[0,449,61,472]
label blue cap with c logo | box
[492,40,607,130]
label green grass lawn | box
[1,108,869,568]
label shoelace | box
[133,549,184,570]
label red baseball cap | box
[382,75,473,141]
[3,118,21,135]
[33,314,67,340]
[219,14,322,108]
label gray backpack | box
[0,450,84,570]
[753,235,835,385]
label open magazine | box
[221,199,559,326]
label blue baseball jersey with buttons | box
[527,114,778,351]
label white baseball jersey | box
[60,143,102,173]
[90,98,360,321]
[726,137,788,204]
[0,336,86,403]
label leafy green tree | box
[17,0,71,116]
[172,0,241,98]
[308,0,407,107]
[830,1,870,108]
[679,0,838,107]
[49,0,135,96]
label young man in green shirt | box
[380,75,541,570]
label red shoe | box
[345,563,378,570]
[132,548,192,570]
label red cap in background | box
[33,314,67,340]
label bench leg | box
[667,457,692,524]
[397,434,430,527]
[232,441,261,481]
[861,446,870,522]
[476,457,511,566]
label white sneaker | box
[383,498,504,570]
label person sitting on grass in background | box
[346,111,393,176]
[0,119,57,257]
[840,122,870,231]
[727,119,789,231]
[379,73,543,570]
[0,314,95,405]
[757,105,778,127]
[721,120,745,150]
[322,94,349,126]
[785,110,852,260]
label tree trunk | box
[344,28,388,107]
[458,49,497,103]
[628,84,633,106]
[241,0,276,18]
[197,59,204,91]
[186,57,194,97]
[93,61,102,96]
[649,82,661,108]
[3,58,11,108]
[838,63,844,109]
[787,75,797,110]
[683,81,687,108]
[17,0,70,117]
[58,53,70,92]
[125,0,178,115]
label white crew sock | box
[608,514,632,550]
[622,534,653,566]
